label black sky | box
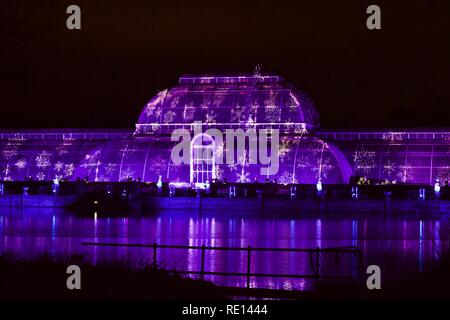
[0,0,449,129]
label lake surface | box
[0,207,448,290]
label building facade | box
[1,74,449,185]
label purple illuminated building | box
[1,74,449,186]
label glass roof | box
[135,74,320,135]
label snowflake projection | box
[119,144,137,156]
[436,167,450,182]
[264,94,281,122]
[205,110,217,124]
[295,153,311,170]
[397,163,413,183]
[104,162,117,177]
[81,150,101,175]
[353,148,376,176]
[163,110,176,123]
[249,101,259,120]
[283,120,294,129]
[383,159,396,177]
[54,161,64,173]
[148,123,160,132]
[56,137,75,156]
[149,155,168,176]
[154,108,163,119]
[287,93,300,113]
[278,137,292,161]
[200,95,215,111]
[245,115,256,129]
[214,164,224,181]
[64,163,75,177]
[230,149,251,183]
[14,158,27,169]
[278,170,298,185]
[145,101,158,118]
[231,104,245,122]
[54,174,64,181]
[170,96,180,109]
[312,156,334,181]
[294,124,308,135]
[383,132,403,144]
[35,151,52,169]
[227,162,239,172]
[36,172,46,181]
[211,94,224,110]
[145,90,167,117]
[236,171,250,183]
[183,103,195,122]
[119,167,135,181]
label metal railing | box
[81,241,363,289]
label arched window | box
[190,133,216,187]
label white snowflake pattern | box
[383,160,396,177]
[104,162,117,177]
[353,149,376,176]
[15,158,27,169]
[264,95,281,122]
[435,167,450,182]
[54,161,64,172]
[278,137,292,160]
[296,153,311,170]
[145,102,157,117]
[150,155,168,175]
[231,104,245,122]
[81,151,101,173]
[287,93,300,113]
[35,151,52,169]
[183,103,195,122]
[214,165,224,181]
[119,167,135,181]
[64,163,75,177]
[313,156,334,181]
[278,171,298,185]
[236,171,250,183]
[163,110,176,123]
[205,110,217,124]
[36,172,46,181]
[397,163,413,183]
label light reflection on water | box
[0,207,448,290]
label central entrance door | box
[190,133,216,188]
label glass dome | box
[135,74,320,135]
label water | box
[0,207,448,290]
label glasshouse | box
[1,74,449,185]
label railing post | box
[246,245,251,289]
[153,242,157,270]
[200,244,206,280]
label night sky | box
[0,0,449,129]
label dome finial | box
[253,64,262,77]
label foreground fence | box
[81,241,364,289]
